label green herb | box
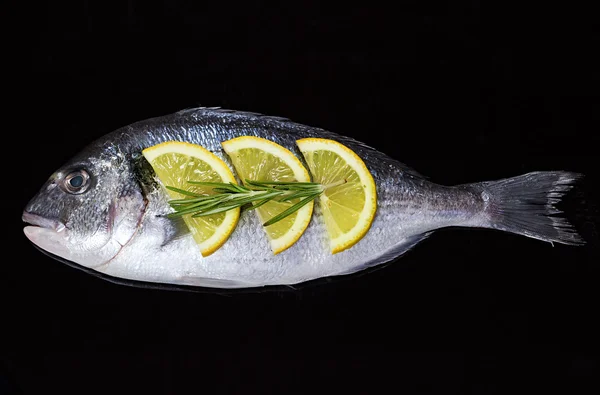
[166,179,346,226]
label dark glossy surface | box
[4,1,600,394]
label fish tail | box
[470,171,585,246]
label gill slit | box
[94,197,149,270]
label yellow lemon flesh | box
[142,141,240,257]
[296,138,377,254]
[221,136,313,254]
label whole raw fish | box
[22,108,584,289]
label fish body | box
[23,108,583,289]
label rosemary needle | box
[166,179,332,226]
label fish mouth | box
[22,211,66,232]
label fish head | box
[23,144,147,269]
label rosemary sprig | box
[166,179,346,227]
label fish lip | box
[22,211,66,232]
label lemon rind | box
[221,136,313,254]
[142,141,241,257]
[296,138,377,254]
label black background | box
[3,1,599,394]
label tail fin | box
[472,171,585,246]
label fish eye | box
[63,170,90,194]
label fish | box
[22,107,585,289]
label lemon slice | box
[221,136,313,254]
[142,141,240,256]
[296,138,377,253]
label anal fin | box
[338,232,433,276]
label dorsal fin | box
[174,106,426,179]
[177,106,295,123]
